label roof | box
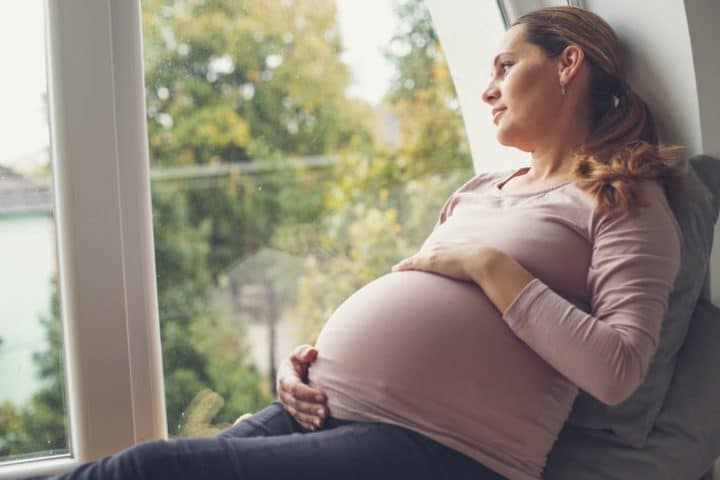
[0,166,52,215]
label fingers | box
[279,376,327,407]
[278,376,328,430]
[280,395,326,430]
[291,345,318,365]
[392,254,416,271]
[278,345,325,429]
[290,345,318,378]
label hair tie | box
[613,82,631,109]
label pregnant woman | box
[41,6,683,480]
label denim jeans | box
[38,401,507,480]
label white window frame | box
[0,1,165,478]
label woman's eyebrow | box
[492,51,514,68]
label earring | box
[560,81,566,96]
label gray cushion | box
[562,154,720,448]
[544,297,720,479]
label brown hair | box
[513,6,686,217]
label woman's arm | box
[473,188,682,406]
[468,249,536,315]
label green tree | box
[385,0,438,103]
[141,0,376,434]
[292,0,474,342]
[143,0,373,164]
[151,186,224,434]
[0,278,68,459]
[141,0,375,280]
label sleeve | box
[501,183,683,406]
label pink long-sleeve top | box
[307,167,683,480]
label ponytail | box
[572,84,687,217]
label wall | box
[425,0,528,174]
[0,215,55,406]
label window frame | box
[0,1,165,477]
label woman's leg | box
[216,401,306,439]
[219,419,506,480]
[216,400,375,439]
[38,406,506,480]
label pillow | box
[562,154,720,448]
[543,297,720,479]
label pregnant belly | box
[307,270,567,423]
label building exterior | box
[0,166,55,407]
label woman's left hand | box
[391,241,499,282]
[392,242,537,314]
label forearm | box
[469,249,536,314]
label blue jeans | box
[38,402,506,479]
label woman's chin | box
[495,130,532,152]
[495,130,517,148]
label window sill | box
[0,455,77,480]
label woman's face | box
[482,24,564,152]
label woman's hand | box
[276,344,328,431]
[391,241,498,283]
[393,242,536,314]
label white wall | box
[0,216,54,406]
[425,0,528,174]
[585,0,702,153]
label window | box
[0,0,69,465]
[495,0,583,29]
[141,0,474,437]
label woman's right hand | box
[276,344,328,431]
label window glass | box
[0,1,69,463]
[498,0,579,28]
[141,0,472,437]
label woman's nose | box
[482,82,499,105]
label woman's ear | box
[558,44,585,87]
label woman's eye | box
[500,62,514,75]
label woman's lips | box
[492,108,506,124]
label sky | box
[0,1,49,169]
[0,0,399,169]
[335,0,397,104]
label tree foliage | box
[291,0,473,342]
[141,0,379,435]
[0,280,67,459]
